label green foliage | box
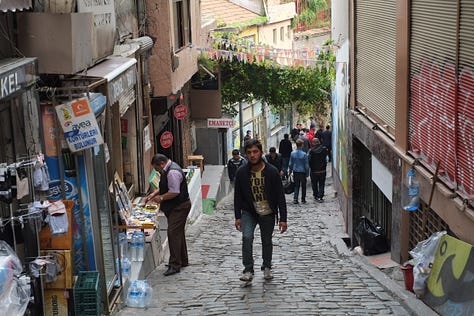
[214,41,336,117]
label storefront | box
[0,58,46,314]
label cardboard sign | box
[55,97,104,152]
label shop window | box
[173,0,192,51]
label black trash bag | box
[283,175,295,195]
[355,216,389,255]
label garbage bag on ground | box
[408,230,447,297]
[354,216,389,256]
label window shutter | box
[355,0,397,131]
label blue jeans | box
[241,210,275,273]
[310,172,326,199]
[281,157,290,179]
[293,172,307,202]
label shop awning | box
[83,57,137,82]
[0,0,31,12]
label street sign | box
[174,105,187,120]
[160,131,173,148]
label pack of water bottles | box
[130,231,145,262]
[126,280,153,308]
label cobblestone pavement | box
[118,179,430,316]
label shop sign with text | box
[207,118,234,128]
[55,98,104,152]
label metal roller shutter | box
[409,0,458,188]
[355,0,396,131]
[457,1,474,197]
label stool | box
[187,155,204,175]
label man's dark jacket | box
[278,139,292,158]
[308,145,329,173]
[265,153,283,173]
[234,161,287,222]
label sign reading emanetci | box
[207,118,234,128]
[55,97,104,152]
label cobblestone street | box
[118,179,434,315]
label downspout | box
[454,0,460,189]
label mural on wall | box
[424,234,474,315]
[410,62,474,199]
[332,42,350,196]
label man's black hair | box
[232,149,240,155]
[244,139,262,152]
[151,153,168,165]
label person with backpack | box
[234,139,287,282]
[308,138,329,202]
[227,149,245,184]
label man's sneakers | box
[239,271,254,282]
[264,268,273,280]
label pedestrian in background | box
[234,139,288,282]
[308,138,329,202]
[315,124,324,142]
[290,123,302,142]
[278,134,292,179]
[289,139,309,204]
[227,149,245,184]
[243,130,252,143]
[145,154,191,276]
[265,147,283,178]
[298,130,310,153]
[321,125,332,162]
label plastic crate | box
[73,271,101,316]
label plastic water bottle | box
[119,232,128,258]
[137,232,145,262]
[403,169,420,211]
[127,281,141,307]
[142,280,153,307]
[121,257,131,279]
[130,232,138,261]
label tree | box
[214,40,335,117]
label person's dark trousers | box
[281,157,290,179]
[241,211,275,273]
[166,199,191,270]
[293,172,307,202]
[310,171,326,199]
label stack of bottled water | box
[136,231,145,261]
[119,232,128,258]
[126,280,153,308]
[130,231,145,261]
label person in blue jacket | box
[289,139,309,204]
[234,139,287,282]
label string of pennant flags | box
[193,36,340,70]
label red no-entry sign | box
[160,131,173,148]
[174,105,187,120]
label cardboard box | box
[41,250,73,289]
[43,289,69,315]
[39,200,74,250]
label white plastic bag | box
[409,231,447,297]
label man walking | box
[234,139,287,282]
[289,139,309,204]
[227,149,245,184]
[321,125,332,162]
[145,154,191,276]
[278,134,292,179]
[308,138,329,202]
[265,147,283,178]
